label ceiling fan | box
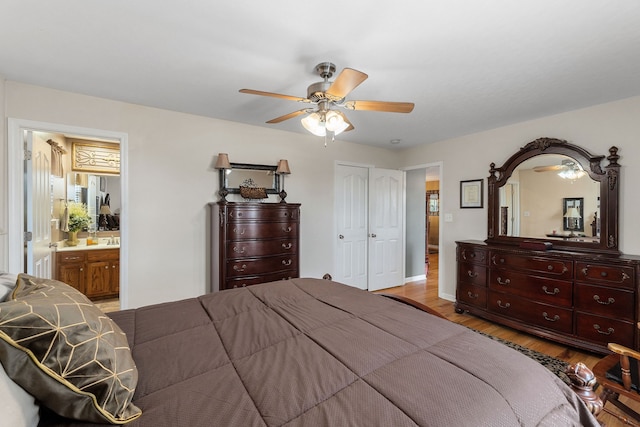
[239,62,415,138]
[534,159,586,179]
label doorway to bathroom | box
[7,118,128,309]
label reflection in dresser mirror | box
[221,163,280,195]
[486,138,620,254]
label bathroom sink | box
[56,240,120,251]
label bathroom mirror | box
[66,172,121,229]
[486,138,620,254]
[221,163,280,195]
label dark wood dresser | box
[210,202,300,291]
[456,240,640,354]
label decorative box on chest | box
[210,202,300,291]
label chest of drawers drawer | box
[575,313,635,349]
[490,252,573,279]
[457,262,487,287]
[225,207,299,222]
[226,239,297,259]
[576,262,634,289]
[457,245,487,265]
[225,271,297,289]
[226,255,298,278]
[456,282,487,309]
[488,291,573,334]
[489,270,572,307]
[229,222,298,240]
[575,283,634,321]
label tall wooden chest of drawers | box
[210,202,300,291]
[456,240,640,354]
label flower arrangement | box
[67,202,90,232]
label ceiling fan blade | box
[239,89,311,103]
[343,100,415,113]
[533,165,565,172]
[266,109,310,124]
[335,111,354,132]
[325,68,368,100]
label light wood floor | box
[378,253,638,427]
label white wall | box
[2,81,400,308]
[399,95,640,301]
[0,75,6,265]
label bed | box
[0,273,599,426]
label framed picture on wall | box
[460,179,483,208]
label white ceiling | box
[2,1,639,149]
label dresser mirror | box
[221,162,280,195]
[486,138,620,254]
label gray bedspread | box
[39,278,598,426]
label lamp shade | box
[215,153,231,169]
[301,110,348,137]
[276,159,291,175]
[564,207,581,218]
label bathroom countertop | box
[56,241,120,252]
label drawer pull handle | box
[593,324,614,335]
[282,259,292,266]
[233,264,247,272]
[233,228,246,235]
[542,312,560,322]
[581,267,588,276]
[496,277,510,285]
[497,300,511,309]
[468,252,476,259]
[593,295,615,305]
[542,286,560,295]
[283,226,292,233]
[233,246,246,254]
[467,291,478,299]
[467,270,478,278]
[282,243,292,249]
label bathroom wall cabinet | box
[56,248,119,300]
[210,202,300,291]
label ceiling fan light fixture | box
[558,168,586,180]
[325,110,348,134]
[301,112,326,136]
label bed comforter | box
[39,278,598,426]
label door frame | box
[7,118,129,307]
[402,161,446,299]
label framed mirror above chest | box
[455,138,640,354]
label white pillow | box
[0,360,40,427]
[0,272,17,301]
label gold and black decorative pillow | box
[0,274,141,424]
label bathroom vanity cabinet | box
[210,202,300,291]
[56,248,120,300]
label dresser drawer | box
[457,245,487,265]
[490,251,573,279]
[457,262,487,287]
[488,291,573,334]
[226,239,297,259]
[225,206,299,222]
[575,313,635,349]
[575,283,634,321]
[576,262,634,289]
[224,270,298,289]
[228,222,298,240]
[226,255,298,278]
[456,282,487,309]
[489,270,572,307]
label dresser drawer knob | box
[497,300,511,309]
[496,277,510,285]
[282,243,292,249]
[233,227,246,235]
[233,264,247,272]
[547,265,553,271]
[233,246,246,254]
[467,291,478,299]
[593,295,615,305]
[467,270,478,278]
[600,271,608,277]
[593,324,614,335]
[283,226,292,233]
[542,286,560,295]
[282,259,292,266]
[542,312,560,322]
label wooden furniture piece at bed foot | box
[592,328,640,427]
[566,362,604,420]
